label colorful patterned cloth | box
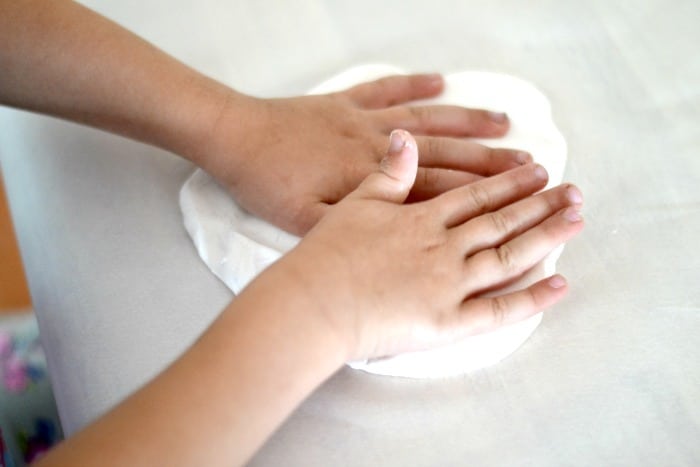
[0,315,62,466]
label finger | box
[451,275,569,337]
[416,136,532,174]
[377,105,510,137]
[349,130,418,203]
[341,74,444,109]
[454,184,584,254]
[407,168,482,202]
[432,163,549,228]
[464,207,584,293]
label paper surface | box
[180,65,567,378]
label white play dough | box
[179,65,567,378]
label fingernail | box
[562,206,582,222]
[516,151,532,165]
[388,130,407,155]
[488,111,508,124]
[566,185,583,205]
[534,164,548,180]
[548,275,567,289]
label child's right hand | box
[245,129,584,362]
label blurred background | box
[0,172,31,313]
[0,172,60,467]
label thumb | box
[349,129,418,203]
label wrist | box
[172,79,265,181]
[159,76,249,165]
[235,256,351,374]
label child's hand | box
[251,130,583,361]
[202,75,531,235]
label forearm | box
[0,0,249,165]
[36,260,346,466]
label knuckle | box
[540,188,560,212]
[487,210,513,235]
[495,244,518,273]
[484,146,498,163]
[424,137,441,160]
[408,105,431,126]
[379,76,407,104]
[525,287,540,308]
[466,184,491,214]
[490,296,509,327]
[420,168,440,189]
[474,146,499,176]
